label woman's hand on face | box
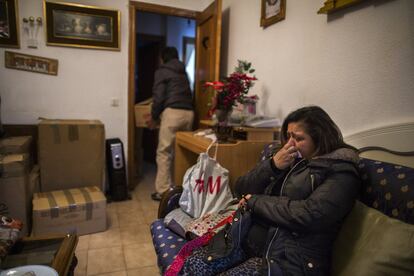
[273,141,299,170]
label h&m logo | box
[193,176,221,194]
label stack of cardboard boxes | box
[32,119,107,236]
[0,136,39,236]
[0,119,108,237]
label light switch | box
[111,98,119,107]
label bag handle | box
[206,138,219,160]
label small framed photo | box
[44,1,120,51]
[260,0,286,28]
[0,0,20,48]
[5,51,58,75]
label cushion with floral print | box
[358,158,414,225]
[150,219,187,273]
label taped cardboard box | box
[134,98,152,127]
[0,136,32,154]
[38,119,105,192]
[28,165,40,205]
[0,172,31,236]
[0,153,31,177]
[32,186,107,236]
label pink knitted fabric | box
[164,232,213,276]
[164,212,235,276]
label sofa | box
[150,143,414,275]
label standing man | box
[146,47,194,201]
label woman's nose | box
[288,137,296,146]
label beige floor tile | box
[115,200,143,214]
[107,209,120,228]
[142,209,159,224]
[139,199,159,212]
[76,235,90,252]
[127,266,160,276]
[74,250,87,276]
[120,224,153,245]
[87,246,125,275]
[123,242,157,269]
[118,210,148,228]
[89,227,122,249]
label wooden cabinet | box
[174,131,279,188]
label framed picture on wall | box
[5,51,58,75]
[260,0,286,28]
[44,1,120,51]
[0,0,20,48]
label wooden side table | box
[174,131,280,187]
[1,234,78,276]
[199,119,280,141]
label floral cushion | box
[358,158,414,224]
[150,219,187,273]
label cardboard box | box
[0,172,31,236]
[32,186,107,236]
[38,119,105,192]
[0,136,32,154]
[0,153,31,177]
[134,98,152,127]
[0,175,30,236]
[28,165,40,201]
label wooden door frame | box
[127,1,199,189]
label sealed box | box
[0,154,31,177]
[0,136,32,154]
[0,157,37,236]
[134,98,152,127]
[0,173,30,236]
[38,119,105,192]
[28,165,40,203]
[32,186,107,236]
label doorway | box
[127,1,222,190]
[128,3,198,189]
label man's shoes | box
[151,192,162,201]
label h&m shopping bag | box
[179,142,234,218]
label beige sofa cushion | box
[332,200,414,276]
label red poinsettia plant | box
[204,60,258,117]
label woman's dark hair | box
[280,106,355,156]
[161,47,179,63]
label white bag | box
[179,142,234,218]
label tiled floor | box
[74,163,160,276]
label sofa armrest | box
[157,186,183,219]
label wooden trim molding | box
[127,3,136,189]
[318,0,365,14]
[130,1,199,18]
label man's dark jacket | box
[151,59,193,120]
[234,148,361,276]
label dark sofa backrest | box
[358,158,414,225]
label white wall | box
[221,0,414,136]
[0,0,129,144]
[0,0,207,155]
[1,0,413,160]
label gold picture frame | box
[0,0,20,48]
[5,51,58,75]
[260,0,286,28]
[44,1,120,51]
